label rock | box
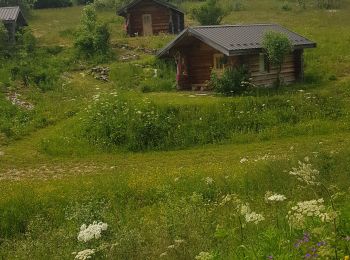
[6,92,34,110]
[89,66,110,82]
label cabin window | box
[259,53,270,73]
[213,54,225,70]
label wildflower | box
[245,211,265,224]
[287,199,335,228]
[240,157,248,164]
[167,244,175,249]
[240,203,264,224]
[289,161,320,185]
[77,221,108,242]
[174,239,185,244]
[219,194,233,206]
[267,256,273,260]
[160,252,168,257]
[195,251,214,260]
[265,191,287,202]
[74,249,95,260]
[205,177,214,185]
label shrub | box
[281,2,292,11]
[74,5,111,59]
[140,78,175,93]
[232,0,244,11]
[93,0,115,9]
[210,66,249,96]
[80,90,345,152]
[74,0,92,5]
[34,0,73,9]
[0,22,8,54]
[191,0,224,25]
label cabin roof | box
[0,6,27,25]
[157,24,316,57]
[118,0,183,16]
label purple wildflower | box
[316,241,326,247]
[303,233,310,242]
[267,256,273,259]
[305,253,311,258]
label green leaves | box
[262,31,292,67]
[74,4,110,59]
[191,0,224,25]
[262,31,293,87]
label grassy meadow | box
[1,0,350,259]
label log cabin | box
[0,6,27,42]
[157,24,316,90]
[118,0,184,36]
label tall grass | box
[80,90,346,151]
[1,145,350,259]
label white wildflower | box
[219,194,233,206]
[205,177,214,185]
[265,191,287,202]
[289,161,320,185]
[287,199,336,228]
[195,251,214,260]
[174,239,185,244]
[240,157,248,164]
[239,203,264,224]
[77,221,108,242]
[167,244,175,249]
[74,249,95,260]
[240,203,250,215]
[245,211,265,224]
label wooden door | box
[142,14,153,36]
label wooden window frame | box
[259,53,270,73]
[213,53,225,71]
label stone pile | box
[90,66,110,82]
[119,53,140,62]
[6,92,34,110]
[114,43,157,54]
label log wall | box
[244,50,303,86]
[177,41,303,89]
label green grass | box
[1,0,350,259]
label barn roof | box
[157,24,316,57]
[118,0,183,16]
[0,6,27,25]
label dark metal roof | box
[118,0,183,16]
[158,24,316,57]
[0,6,20,21]
[0,6,27,25]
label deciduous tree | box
[262,31,292,87]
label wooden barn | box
[157,24,316,90]
[0,6,27,42]
[118,0,184,36]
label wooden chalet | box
[0,6,27,42]
[118,0,184,36]
[157,24,316,90]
